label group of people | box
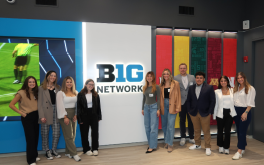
[9,71,102,165]
[142,63,256,161]
[9,63,255,165]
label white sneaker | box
[225,149,229,155]
[206,148,211,156]
[73,155,81,162]
[242,150,245,155]
[189,139,195,144]
[86,150,93,156]
[65,154,73,158]
[93,150,98,156]
[219,147,224,153]
[36,157,40,161]
[180,138,186,146]
[232,152,242,160]
[189,144,201,150]
[29,163,36,165]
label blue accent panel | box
[126,65,143,82]
[46,40,62,78]
[0,18,83,154]
[116,64,126,82]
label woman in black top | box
[77,79,102,156]
[38,70,61,160]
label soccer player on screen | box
[12,43,38,84]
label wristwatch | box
[245,111,249,114]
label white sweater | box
[56,91,78,119]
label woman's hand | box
[73,115,77,122]
[241,112,248,121]
[64,117,70,125]
[41,118,46,123]
[142,110,144,116]
[157,110,160,117]
[80,122,83,124]
[21,113,27,118]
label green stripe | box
[191,37,206,75]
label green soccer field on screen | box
[0,43,40,117]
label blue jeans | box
[161,98,177,146]
[234,106,252,150]
[144,102,159,149]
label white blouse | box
[213,88,237,119]
[223,95,232,108]
[85,93,93,108]
[56,91,78,119]
[234,86,256,108]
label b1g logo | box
[97,64,143,82]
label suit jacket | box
[160,80,181,115]
[186,82,216,117]
[77,92,102,124]
[213,88,237,119]
[174,74,196,105]
[38,85,61,125]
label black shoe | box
[146,147,155,154]
[45,150,54,160]
[51,149,61,158]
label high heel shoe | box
[146,147,154,154]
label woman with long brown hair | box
[77,79,102,156]
[56,76,81,161]
[9,76,39,165]
[159,69,181,153]
[232,72,256,160]
[38,70,61,160]
[142,71,160,153]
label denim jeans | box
[144,102,159,149]
[161,98,177,146]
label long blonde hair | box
[61,76,77,95]
[41,70,59,90]
[160,68,174,86]
[143,71,157,93]
[234,72,251,94]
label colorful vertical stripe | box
[223,38,237,87]
[207,38,221,125]
[174,36,189,128]
[156,35,172,129]
[174,36,190,76]
[191,37,206,75]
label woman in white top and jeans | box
[56,76,81,162]
[213,76,237,155]
[232,72,256,160]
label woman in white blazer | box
[213,75,237,155]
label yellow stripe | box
[174,36,189,128]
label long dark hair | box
[218,75,231,89]
[19,76,38,100]
[80,79,98,97]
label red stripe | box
[207,38,222,125]
[223,38,237,81]
[156,35,172,129]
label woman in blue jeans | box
[232,72,256,160]
[159,69,181,153]
[142,71,160,153]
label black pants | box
[216,109,233,149]
[179,102,194,139]
[21,111,39,165]
[79,109,99,153]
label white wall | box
[82,22,151,145]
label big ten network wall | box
[154,28,237,137]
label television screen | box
[0,38,76,121]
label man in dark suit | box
[186,71,216,156]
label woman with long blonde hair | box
[159,69,181,153]
[56,76,81,161]
[232,72,256,160]
[142,71,160,153]
[38,70,61,160]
